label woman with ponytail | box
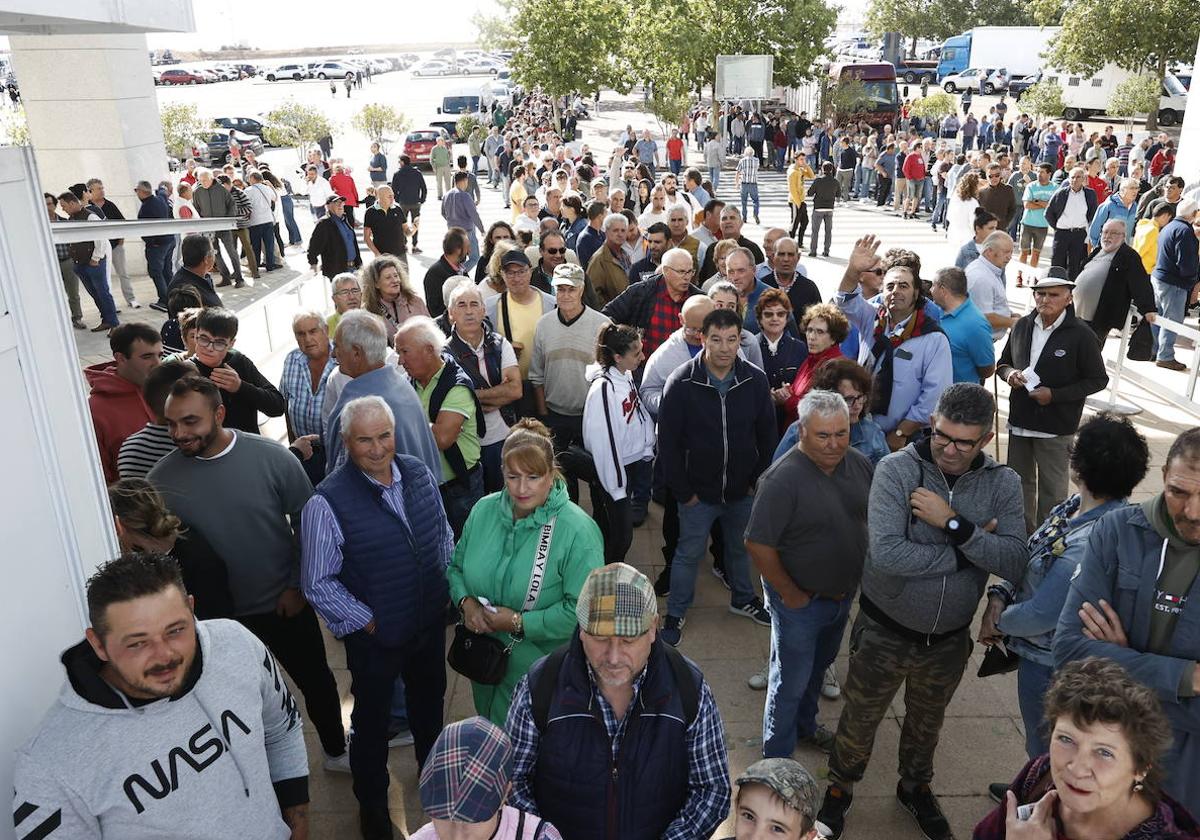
[582,323,656,565]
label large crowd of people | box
[15,83,1200,840]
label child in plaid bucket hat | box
[412,716,563,840]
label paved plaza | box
[67,82,1200,838]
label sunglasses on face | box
[544,247,566,255]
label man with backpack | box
[505,563,732,840]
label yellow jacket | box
[1133,218,1159,273]
[788,162,815,205]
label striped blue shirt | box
[300,461,455,636]
[279,345,337,438]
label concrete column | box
[8,32,167,220]
[1177,34,1200,186]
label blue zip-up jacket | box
[657,354,777,504]
[1088,193,1139,246]
[1152,216,1200,291]
[1054,501,1200,815]
[998,495,1128,666]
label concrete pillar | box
[1177,34,1200,186]
[8,32,167,221]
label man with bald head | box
[603,246,703,359]
[1075,218,1157,343]
[756,227,788,279]
[1045,166,1098,280]
[964,231,1018,340]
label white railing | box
[1098,305,1200,415]
[228,269,331,364]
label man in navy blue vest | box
[504,563,731,840]
[301,395,454,840]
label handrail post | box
[1108,306,1135,410]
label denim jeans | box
[249,222,279,270]
[1016,656,1053,760]
[667,496,755,618]
[1151,279,1189,362]
[709,167,721,193]
[440,466,485,539]
[810,209,833,255]
[281,194,303,244]
[463,228,480,274]
[74,258,119,325]
[669,159,682,176]
[763,583,852,757]
[143,240,174,305]
[740,182,760,219]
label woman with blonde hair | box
[108,477,234,619]
[448,418,603,725]
[360,254,427,340]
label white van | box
[438,87,483,116]
[1045,65,1189,126]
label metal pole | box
[1090,305,1142,416]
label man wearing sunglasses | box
[817,383,1026,840]
[997,269,1108,533]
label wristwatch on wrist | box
[944,515,963,536]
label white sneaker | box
[822,665,841,699]
[128,299,142,309]
[323,746,352,773]
[747,665,768,690]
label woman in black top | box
[109,478,235,619]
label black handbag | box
[447,623,513,685]
[977,642,1021,678]
[447,517,557,684]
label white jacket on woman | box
[582,364,655,501]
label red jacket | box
[85,362,155,482]
[329,172,359,207]
[902,151,927,181]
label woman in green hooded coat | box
[449,418,604,725]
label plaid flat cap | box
[576,562,657,637]
[736,758,818,821]
[418,716,513,822]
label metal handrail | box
[1151,309,1200,401]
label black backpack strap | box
[599,376,624,491]
[532,816,548,839]
[662,644,700,727]
[515,809,525,837]
[531,645,570,732]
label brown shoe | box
[216,279,232,287]
[90,322,118,332]
[1157,359,1188,372]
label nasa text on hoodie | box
[12,619,308,840]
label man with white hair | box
[191,166,244,287]
[301,394,453,839]
[586,212,633,305]
[1150,198,1200,371]
[964,230,1018,340]
[747,390,873,758]
[1075,218,1157,343]
[395,316,484,536]
[324,310,441,478]
[1044,166,1098,281]
[279,309,337,483]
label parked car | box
[266,64,310,82]
[196,69,221,84]
[313,61,357,80]
[196,130,264,166]
[403,128,449,166]
[412,60,454,77]
[942,66,1009,94]
[159,69,206,85]
[1007,71,1040,99]
[459,58,505,75]
[234,63,258,77]
[213,117,268,143]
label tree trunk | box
[1146,57,1164,131]
[911,35,918,57]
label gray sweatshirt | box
[12,619,307,839]
[862,442,1027,635]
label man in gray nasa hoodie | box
[12,554,309,840]
[818,384,1026,840]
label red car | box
[158,69,205,85]
[403,128,449,167]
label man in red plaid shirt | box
[602,248,703,360]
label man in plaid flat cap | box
[411,716,563,839]
[504,563,731,840]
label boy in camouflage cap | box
[721,758,819,840]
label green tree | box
[262,100,334,163]
[0,106,29,146]
[1020,79,1065,122]
[908,91,956,120]
[1036,0,1200,129]
[351,103,409,147]
[472,2,519,51]
[1108,74,1163,127]
[159,103,209,157]
[455,114,486,141]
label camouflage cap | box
[736,758,818,821]
[575,562,657,637]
